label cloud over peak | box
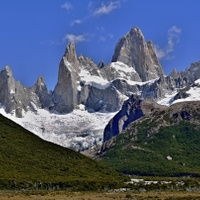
[63,34,86,43]
[61,2,73,10]
[155,26,182,60]
[70,19,82,26]
[94,1,121,16]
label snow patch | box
[80,68,110,89]
[10,89,15,94]
[192,66,199,71]
[157,91,178,106]
[0,106,117,151]
[110,61,136,73]
[127,78,158,86]
[195,78,200,84]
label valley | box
[1,25,200,196]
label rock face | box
[31,76,53,109]
[103,95,166,142]
[0,66,17,113]
[53,42,80,113]
[103,95,143,142]
[180,61,200,84]
[0,66,48,117]
[112,27,164,81]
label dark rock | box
[103,95,166,142]
[103,95,143,142]
[98,61,104,68]
[84,84,123,112]
[173,87,190,101]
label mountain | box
[0,113,126,190]
[103,96,166,142]
[100,100,200,177]
[103,78,200,145]
[112,27,164,81]
[0,26,200,152]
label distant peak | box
[63,42,78,64]
[98,60,104,68]
[130,26,140,32]
[128,26,143,36]
[3,65,13,77]
[170,68,178,78]
[36,76,45,85]
[64,42,76,55]
[111,26,164,81]
[147,40,153,46]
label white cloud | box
[155,26,182,60]
[99,36,106,42]
[63,34,86,43]
[88,1,93,11]
[108,34,114,39]
[94,1,121,16]
[61,2,73,10]
[98,34,114,42]
[70,19,82,26]
[96,26,106,32]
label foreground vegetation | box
[0,186,200,199]
[0,114,127,190]
[101,121,200,177]
[1,175,200,198]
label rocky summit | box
[53,42,80,113]
[112,27,164,81]
[0,26,200,152]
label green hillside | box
[101,119,200,177]
[0,114,126,190]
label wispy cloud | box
[61,2,73,10]
[155,26,182,60]
[99,36,106,42]
[63,34,86,43]
[88,1,93,11]
[70,19,82,26]
[108,34,114,39]
[96,26,105,32]
[94,1,121,16]
[98,34,114,42]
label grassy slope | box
[101,120,200,177]
[0,114,126,190]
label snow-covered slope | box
[0,104,116,151]
[158,78,200,106]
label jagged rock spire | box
[112,26,164,81]
[64,42,79,67]
[53,42,80,113]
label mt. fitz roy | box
[0,26,200,152]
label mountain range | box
[0,26,200,153]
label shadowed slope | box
[0,114,126,190]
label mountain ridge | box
[0,26,200,152]
[100,100,200,176]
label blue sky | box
[0,0,200,90]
